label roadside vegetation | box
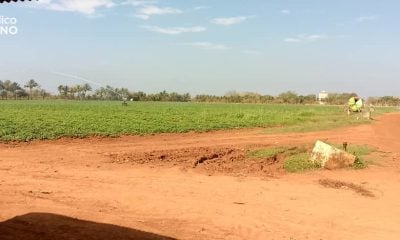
[247,145,319,173]
[283,153,321,173]
[247,143,376,173]
[334,144,376,169]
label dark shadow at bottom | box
[0,212,176,240]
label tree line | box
[1,79,399,106]
[367,96,400,107]
[194,91,318,104]
[0,79,49,100]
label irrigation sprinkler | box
[52,71,128,106]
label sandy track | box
[1,113,400,239]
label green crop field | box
[0,100,395,141]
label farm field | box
[0,100,400,239]
[0,100,394,141]
[2,1,400,239]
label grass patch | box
[283,153,320,173]
[345,144,375,156]
[247,142,375,173]
[332,143,375,169]
[348,145,374,169]
[247,146,308,159]
[248,145,317,173]
[353,156,367,169]
[265,106,396,133]
[247,146,289,158]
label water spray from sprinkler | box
[51,71,125,100]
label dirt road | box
[1,113,400,240]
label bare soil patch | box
[108,146,287,177]
[318,178,375,197]
[1,113,400,239]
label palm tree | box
[57,85,64,97]
[24,79,39,100]
[57,85,69,98]
[75,85,82,100]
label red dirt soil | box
[1,113,400,240]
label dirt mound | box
[108,146,286,177]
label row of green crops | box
[0,100,395,141]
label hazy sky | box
[0,0,399,97]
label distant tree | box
[182,93,191,102]
[15,87,28,99]
[8,81,25,99]
[224,91,241,103]
[240,92,261,103]
[24,79,39,100]
[0,80,4,99]
[81,83,92,99]
[75,85,83,99]
[94,87,106,100]
[326,92,357,105]
[304,94,317,104]
[57,85,63,97]
[159,90,169,101]
[371,96,400,106]
[1,80,13,99]
[39,89,50,100]
[105,85,118,100]
[278,91,299,104]
[68,85,77,99]
[261,95,275,103]
[57,85,69,98]
[129,91,147,101]
[117,87,129,99]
